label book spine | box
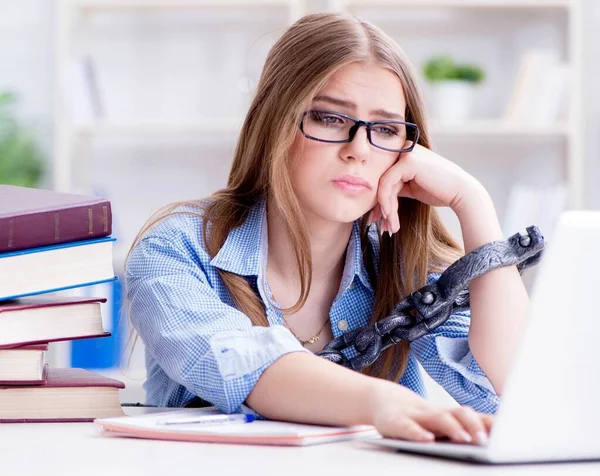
[0,201,112,253]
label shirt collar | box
[210,198,373,292]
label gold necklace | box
[284,317,331,346]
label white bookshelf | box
[75,0,299,8]
[52,0,306,193]
[334,0,574,8]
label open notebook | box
[95,407,380,446]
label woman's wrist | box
[453,184,503,253]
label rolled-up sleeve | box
[126,235,308,413]
[410,274,500,414]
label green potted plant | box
[423,55,485,123]
[0,91,45,187]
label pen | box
[157,413,255,426]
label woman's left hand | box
[368,143,484,235]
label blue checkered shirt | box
[126,199,499,414]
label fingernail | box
[387,230,392,238]
[475,431,488,446]
[457,431,472,443]
[382,211,387,220]
[421,431,435,442]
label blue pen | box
[157,413,255,426]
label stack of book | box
[0,185,125,422]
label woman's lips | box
[332,175,372,195]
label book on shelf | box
[0,344,48,384]
[0,367,125,423]
[502,182,567,240]
[504,48,570,126]
[96,408,380,446]
[0,237,117,301]
[69,55,105,125]
[0,184,112,254]
[0,296,109,349]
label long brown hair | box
[126,12,463,382]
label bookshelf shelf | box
[75,119,242,137]
[431,120,570,138]
[336,0,573,9]
[73,118,569,139]
[74,0,301,10]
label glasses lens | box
[369,122,416,151]
[302,110,418,152]
[302,111,353,142]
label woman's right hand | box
[369,379,494,446]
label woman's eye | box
[373,126,398,137]
[310,112,344,125]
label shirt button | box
[338,320,348,331]
[348,282,355,290]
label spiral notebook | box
[95,407,380,446]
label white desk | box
[3,408,600,476]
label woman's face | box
[289,61,408,225]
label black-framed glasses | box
[299,109,419,153]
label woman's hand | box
[368,143,485,235]
[369,379,493,445]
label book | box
[502,183,567,239]
[0,344,48,384]
[95,408,380,446]
[0,296,109,349]
[0,185,112,254]
[0,367,125,423]
[0,236,117,301]
[69,55,104,125]
[504,49,569,125]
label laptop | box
[367,211,600,464]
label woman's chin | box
[301,194,373,224]
[317,206,370,225]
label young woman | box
[125,12,529,445]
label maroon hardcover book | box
[4,343,49,351]
[0,368,125,423]
[0,296,110,349]
[0,185,112,253]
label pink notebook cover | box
[96,409,379,446]
[99,425,379,446]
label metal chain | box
[316,225,545,371]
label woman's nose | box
[340,125,370,162]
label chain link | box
[316,225,545,371]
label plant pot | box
[430,80,476,123]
